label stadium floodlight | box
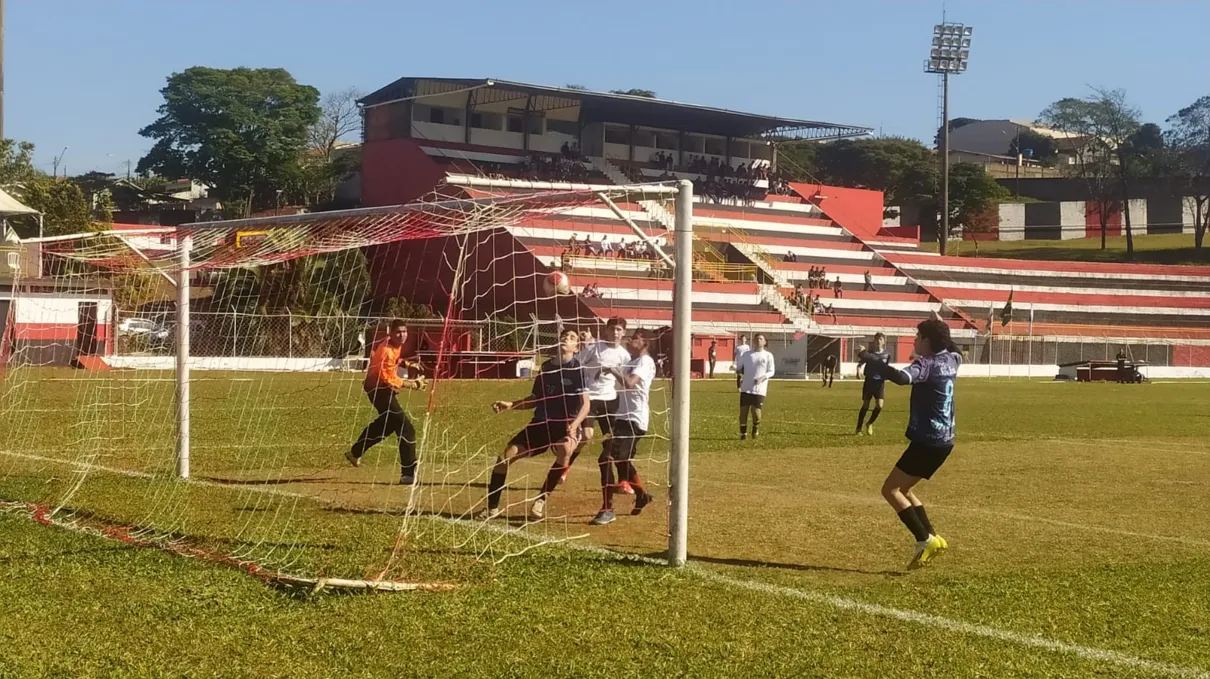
[924,21,974,256]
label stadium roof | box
[359,77,872,141]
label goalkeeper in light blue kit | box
[859,319,960,570]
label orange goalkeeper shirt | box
[364,341,405,391]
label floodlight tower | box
[926,22,973,255]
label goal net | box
[0,182,688,590]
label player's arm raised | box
[858,351,920,386]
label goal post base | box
[273,575,458,595]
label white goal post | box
[169,179,696,567]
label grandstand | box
[351,77,1208,377]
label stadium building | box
[355,77,1210,378]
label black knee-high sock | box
[539,464,566,497]
[897,507,930,542]
[868,406,882,425]
[740,424,747,436]
[913,504,934,536]
[487,470,508,509]
[857,404,869,430]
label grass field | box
[923,232,1209,266]
[1,372,1209,678]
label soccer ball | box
[543,271,572,296]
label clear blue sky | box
[10,0,1209,175]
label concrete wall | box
[939,196,1208,243]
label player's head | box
[739,334,748,344]
[605,317,627,344]
[558,328,580,356]
[627,329,650,357]
[915,320,957,356]
[579,327,593,343]
[872,332,885,351]
[754,333,767,349]
[387,319,407,347]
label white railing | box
[733,241,791,287]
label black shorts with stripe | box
[585,398,618,434]
[507,420,574,457]
[608,419,647,461]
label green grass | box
[923,232,1209,266]
[1,372,1209,678]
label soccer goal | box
[0,180,694,591]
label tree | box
[308,88,362,164]
[1039,91,1141,252]
[946,163,1010,253]
[564,84,588,91]
[0,139,38,186]
[1006,128,1059,166]
[0,138,104,238]
[609,88,657,98]
[19,176,100,237]
[812,137,938,207]
[137,67,321,217]
[1166,95,1210,252]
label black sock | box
[857,404,869,430]
[868,406,882,425]
[752,422,759,435]
[913,505,934,536]
[487,470,508,509]
[740,424,747,435]
[897,507,930,542]
[539,464,566,497]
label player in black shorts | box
[860,319,961,570]
[855,333,889,435]
[821,353,837,388]
[478,328,590,521]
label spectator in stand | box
[833,277,844,299]
[864,269,877,292]
[818,267,828,285]
[561,141,572,157]
[813,295,824,315]
[600,236,610,258]
[794,283,806,310]
[824,303,838,323]
[568,233,579,255]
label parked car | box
[118,317,170,342]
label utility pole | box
[1,0,7,141]
[940,72,950,256]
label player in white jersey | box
[563,317,633,490]
[733,334,751,390]
[590,330,656,525]
[738,334,775,440]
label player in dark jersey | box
[860,319,961,570]
[478,328,590,521]
[821,353,837,388]
[855,332,890,435]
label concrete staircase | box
[733,241,791,287]
[759,284,818,333]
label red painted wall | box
[1085,201,1122,239]
[361,139,447,207]
[790,183,885,240]
[896,336,915,363]
[1174,345,1210,367]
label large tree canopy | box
[137,67,320,215]
[1166,95,1210,252]
[811,137,938,207]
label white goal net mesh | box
[0,183,683,588]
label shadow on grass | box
[687,553,904,577]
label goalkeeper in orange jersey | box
[346,319,427,485]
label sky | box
[9,0,1209,175]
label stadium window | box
[604,126,630,145]
[507,114,524,133]
[528,115,544,136]
[704,137,725,156]
[471,111,503,130]
[547,119,578,137]
[655,131,678,150]
[429,107,445,125]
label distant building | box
[947,119,1093,169]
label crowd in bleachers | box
[638,152,794,204]
[789,283,838,323]
[563,233,666,260]
[520,152,590,182]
